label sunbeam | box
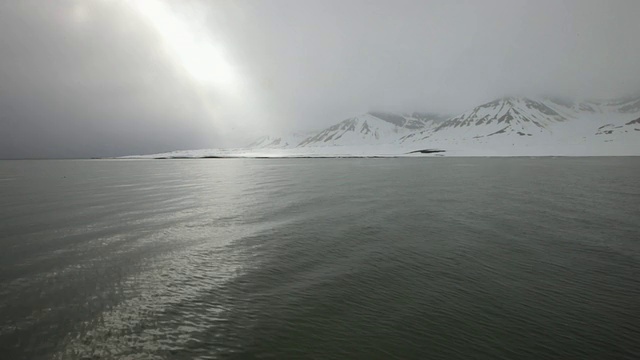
[129,0,240,92]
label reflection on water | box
[1,158,639,359]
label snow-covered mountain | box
[250,112,448,149]
[297,112,447,147]
[399,97,567,144]
[395,95,640,155]
[124,94,640,158]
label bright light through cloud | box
[70,2,90,24]
[129,0,240,92]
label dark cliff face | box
[625,117,640,126]
[596,116,640,136]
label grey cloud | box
[1,0,639,158]
[0,0,219,158]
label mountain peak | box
[424,96,566,137]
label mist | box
[1,0,639,158]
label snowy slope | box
[296,112,446,147]
[548,96,640,142]
[595,117,640,136]
[297,114,406,147]
[400,97,568,144]
[397,95,640,155]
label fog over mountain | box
[1,0,639,158]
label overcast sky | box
[1,0,639,158]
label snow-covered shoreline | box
[120,142,640,159]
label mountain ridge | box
[125,93,640,158]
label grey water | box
[1,158,639,359]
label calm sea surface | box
[1,158,639,359]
